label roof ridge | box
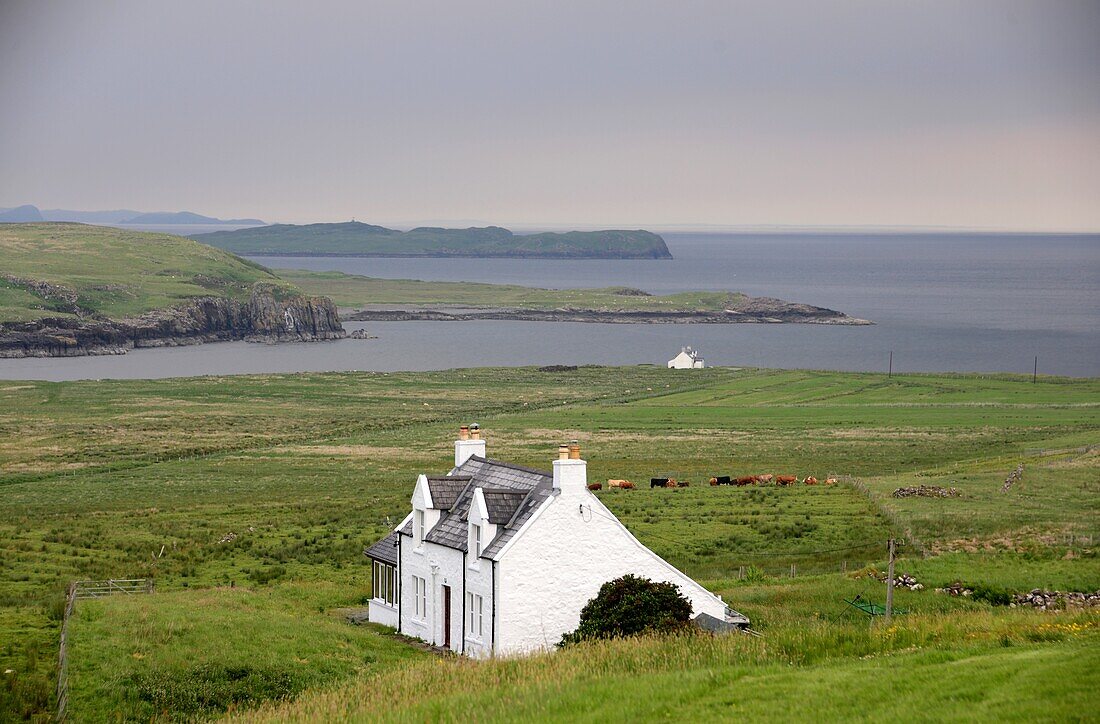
[465,455,553,479]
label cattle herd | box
[587,475,838,491]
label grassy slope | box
[284,270,751,312]
[194,223,672,258]
[0,368,1096,720]
[0,223,288,322]
[235,618,1099,723]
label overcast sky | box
[1,1,1098,230]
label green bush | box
[559,575,692,647]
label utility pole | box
[888,351,893,378]
[1033,356,1038,384]
[884,538,896,624]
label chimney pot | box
[459,425,470,441]
[558,444,570,460]
[470,423,481,440]
[568,440,581,460]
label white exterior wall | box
[368,598,399,628]
[495,482,726,656]
[399,537,466,651]
[463,552,495,658]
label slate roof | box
[482,490,529,524]
[425,475,471,510]
[384,455,554,560]
[363,530,400,565]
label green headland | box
[193,221,675,259]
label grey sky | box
[2,1,1098,230]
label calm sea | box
[2,233,1097,380]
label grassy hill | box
[193,221,674,259]
[0,367,1096,720]
[0,223,289,322]
[285,269,751,312]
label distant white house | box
[668,346,705,369]
[364,424,747,658]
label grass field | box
[0,223,289,322]
[0,367,1096,721]
[282,270,752,313]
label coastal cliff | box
[0,285,345,358]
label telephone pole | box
[884,538,896,624]
[888,351,893,378]
[1033,356,1038,384]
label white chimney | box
[454,423,486,467]
[552,441,587,495]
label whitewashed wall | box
[496,484,726,656]
[368,598,399,628]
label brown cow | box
[825,477,838,485]
[665,479,678,488]
[608,479,633,489]
[775,475,797,486]
[709,477,719,486]
[735,476,756,486]
[803,476,818,485]
[620,481,635,490]
[756,474,774,484]
[677,480,690,488]
[587,483,603,491]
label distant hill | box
[194,221,673,259]
[122,211,265,225]
[0,205,45,222]
[0,223,342,356]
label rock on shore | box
[0,284,345,358]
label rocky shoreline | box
[344,299,871,326]
[0,285,345,358]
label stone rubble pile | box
[1001,463,1024,493]
[936,582,972,597]
[893,485,960,498]
[1011,589,1100,610]
[865,571,925,590]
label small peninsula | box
[0,223,343,357]
[193,221,674,259]
[285,270,872,325]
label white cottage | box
[668,346,705,369]
[364,425,747,658]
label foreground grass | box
[67,585,426,721]
[1,367,1096,720]
[233,612,1100,723]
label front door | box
[442,585,452,648]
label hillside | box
[0,368,1095,720]
[193,221,674,259]
[0,204,45,222]
[122,211,265,225]
[0,223,342,356]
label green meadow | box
[283,269,752,313]
[0,367,1097,721]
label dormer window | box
[472,523,483,557]
[414,509,426,546]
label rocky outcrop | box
[0,284,344,358]
[344,305,871,325]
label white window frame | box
[414,576,427,619]
[414,509,426,547]
[372,560,398,606]
[466,592,484,639]
[473,524,482,556]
